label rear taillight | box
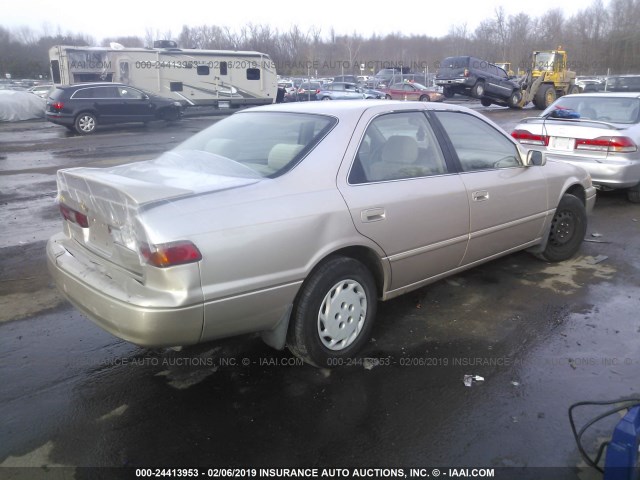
[51,101,64,111]
[139,241,202,268]
[575,136,637,153]
[59,203,89,228]
[511,129,549,146]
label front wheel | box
[537,194,587,262]
[385,94,392,100]
[419,95,430,102]
[443,87,454,98]
[74,112,97,135]
[287,256,377,367]
[480,97,492,107]
[507,90,523,108]
[321,96,331,101]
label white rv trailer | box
[49,43,278,107]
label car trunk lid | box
[516,119,633,161]
[56,151,261,274]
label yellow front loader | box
[517,49,579,109]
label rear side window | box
[72,87,118,99]
[434,111,521,172]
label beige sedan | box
[47,100,596,367]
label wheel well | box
[565,184,586,205]
[323,246,385,297]
[76,110,98,120]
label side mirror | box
[526,150,546,166]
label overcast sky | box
[3,0,593,41]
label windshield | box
[173,112,337,178]
[534,52,556,71]
[542,97,640,124]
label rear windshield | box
[542,96,640,124]
[172,112,337,178]
[439,57,470,69]
[49,87,66,100]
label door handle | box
[472,190,490,202]
[361,208,386,223]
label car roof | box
[244,99,475,120]
[57,82,129,90]
[565,92,640,99]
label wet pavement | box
[1,101,639,479]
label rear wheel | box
[443,87,454,98]
[322,96,331,101]
[568,84,580,95]
[480,98,492,107]
[627,184,640,203]
[74,112,97,135]
[471,81,485,98]
[287,256,377,367]
[537,194,587,262]
[385,94,392,100]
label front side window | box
[349,111,447,184]
[118,87,145,99]
[434,111,521,172]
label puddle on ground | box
[519,255,616,294]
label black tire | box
[480,97,492,107]
[419,95,430,102]
[287,256,377,367]
[385,94,392,100]
[568,85,580,95]
[74,112,97,135]
[538,194,587,262]
[627,185,640,203]
[443,87,454,98]
[321,96,331,101]
[471,81,485,98]
[161,106,182,122]
[534,84,556,109]
[507,90,523,108]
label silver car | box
[47,100,596,367]
[512,93,640,202]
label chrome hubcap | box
[317,279,367,351]
[79,116,95,132]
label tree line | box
[1,0,639,80]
